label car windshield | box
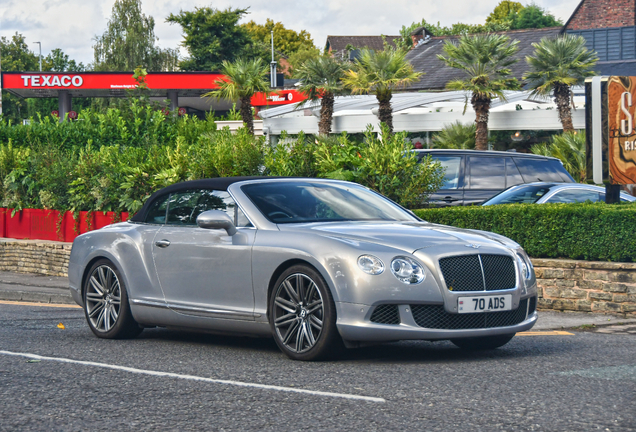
[482,184,554,205]
[241,181,418,224]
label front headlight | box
[390,256,426,284]
[516,252,533,280]
[357,255,385,275]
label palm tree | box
[531,131,586,182]
[342,47,422,134]
[437,34,520,150]
[524,35,598,132]
[204,58,270,135]
[294,56,347,136]
[432,121,476,149]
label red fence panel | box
[6,209,32,239]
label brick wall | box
[0,239,71,277]
[566,0,636,30]
[533,258,636,315]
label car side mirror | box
[196,210,237,236]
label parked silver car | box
[482,182,636,205]
[69,177,538,360]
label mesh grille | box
[410,299,529,330]
[439,254,516,292]
[482,255,516,291]
[439,255,483,292]
[528,296,537,315]
[370,304,400,325]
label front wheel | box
[83,259,143,339]
[269,265,342,361]
[450,333,515,350]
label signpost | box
[586,76,636,202]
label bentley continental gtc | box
[69,177,538,360]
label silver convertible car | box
[69,177,538,360]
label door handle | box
[443,196,459,202]
[155,239,171,248]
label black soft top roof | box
[129,176,275,222]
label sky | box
[0,0,582,67]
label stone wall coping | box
[0,238,72,249]
[531,258,636,271]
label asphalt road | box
[0,302,635,431]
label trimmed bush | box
[414,203,636,262]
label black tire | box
[450,333,515,350]
[269,265,343,361]
[83,259,143,339]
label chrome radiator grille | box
[410,298,529,330]
[439,254,516,292]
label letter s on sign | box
[621,91,633,136]
[61,76,71,87]
[71,76,83,87]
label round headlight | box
[517,253,532,280]
[357,255,385,275]
[390,257,426,284]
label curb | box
[0,289,75,305]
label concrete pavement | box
[1,271,636,330]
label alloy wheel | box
[85,265,122,333]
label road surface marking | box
[518,331,574,336]
[556,365,636,381]
[0,300,80,308]
[0,350,385,403]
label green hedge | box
[413,203,636,262]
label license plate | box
[458,294,512,314]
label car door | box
[152,189,256,320]
[426,155,465,206]
[464,156,507,205]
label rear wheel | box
[451,333,515,350]
[83,259,143,339]
[269,265,342,361]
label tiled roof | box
[325,35,401,54]
[404,27,563,91]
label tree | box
[486,1,524,26]
[524,35,597,132]
[342,46,422,134]
[46,48,86,72]
[93,0,179,71]
[204,58,270,135]
[167,7,252,71]
[437,34,520,150]
[432,121,476,149]
[294,56,348,135]
[0,33,40,122]
[243,19,315,57]
[287,46,321,75]
[511,4,562,29]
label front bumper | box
[335,300,538,342]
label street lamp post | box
[34,42,41,71]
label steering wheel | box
[268,211,292,219]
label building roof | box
[325,35,401,55]
[404,27,562,91]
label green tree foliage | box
[432,121,476,149]
[93,0,179,72]
[167,7,252,71]
[243,19,316,61]
[287,46,322,75]
[294,56,348,135]
[45,48,86,72]
[0,33,40,122]
[524,35,597,132]
[342,47,422,134]
[531,131,586,182]
[397,18,511,50]
[204,58,270,135]
[486,1,525,26]
[511,4,562,29]
[438,34,520,150]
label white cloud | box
[0,0,581,67]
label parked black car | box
[414,149,575,206]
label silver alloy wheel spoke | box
[86,265,122,333]
[274,272,324,354]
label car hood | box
[277,221,518,254]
